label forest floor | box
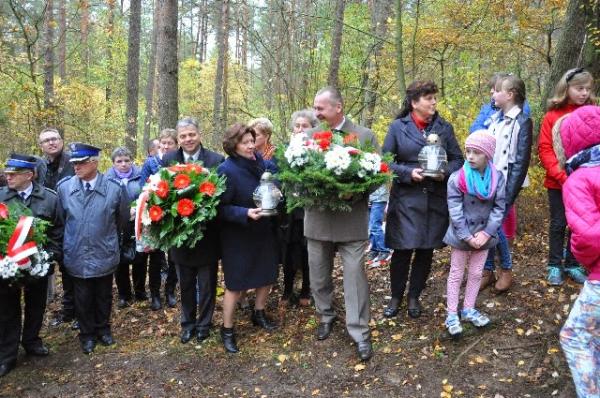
[0,192,580,398]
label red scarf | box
[411,112,429,131]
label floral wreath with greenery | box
[0,202,52,282]
[134,162,226,251]
[275,130,393,212]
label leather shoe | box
[71,320,80,330]
[81,340,95,355]
[383,297,401,318]
[25,344,50,356]
[251,309,278,331]
[166,292,177,308]
[220,327,239,353]
[316,319,335,340]
[407,297,422,319]
[50,314,73,327]
[117,298,130,309]
[356,340,373,361]
[180,329,194,344]
[150,296,162,311]
[196,329,210,343]
[98,334,115,346]
[0,360,16,377]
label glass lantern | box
[418,133,447,178]
[253,172,282,216]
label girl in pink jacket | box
[559,105,600,398]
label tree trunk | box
[43,0,55,114]
[212,0,229,145]
[143,0,159,150]
[105,0,115,119]
[410,0,420,79]
[542,0,590,107]
[81,0,90,81]
[125,0,142,157]
[395,0,406,95]
[58,0,67,82]
[582,1,600,87]
[157,0,179,131]
[327,0,345,88]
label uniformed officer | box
[56,143,130,354]
[0,154,63,377]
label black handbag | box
[120,235,137,264]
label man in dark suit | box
[0,154,63,377]
[37,127,77,329]
[162,117,224,344]
[304,87,379,361]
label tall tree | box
[80,0,90,80]
[105,0,116,119]
[58,0,67,81]
[327,0,345,88]
[143,0,160,149]
[43,0,56,115]
[157,0,179,131]
[395,0,406,95]
[125,0,142,156]
[212,0,229,145]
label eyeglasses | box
[566,68,584,83]
[40,137,61,145]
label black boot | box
[251,309,278,331]
[166,292,177,308]
[150,295,162,311]
[383,297,401,318]
[220,327,239,353]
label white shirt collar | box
[333,117,346,131]
[81,174,99,190]
[183,147,201,162]
[504,105,522,120]
[18,183,34,200]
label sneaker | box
[368,252,388,268]
[564,265,587,284]
[365,251,379,264]
[547,265,564,286]
[445,313,463,337]
[378,251,392,265]
[460,308,490,327]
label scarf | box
[457,160,498,200]
[113,167,134,180]
[566,143,600,175]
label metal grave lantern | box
[418,133,447,178]
[253,172,282,216]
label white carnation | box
[359,152,382,175]
[324,146,352,175]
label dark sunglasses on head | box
[566,68,585,83]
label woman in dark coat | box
[382,80,463,318]
[217,123,279,353]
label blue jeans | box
[369,202,390,253]
[484,228,512,271]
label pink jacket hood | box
[560,105,600,159]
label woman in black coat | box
[217,123,279,353]
[382,80,463,319]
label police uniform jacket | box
[57,173,130,278]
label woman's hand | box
[411,168,424,182]
[472,231,490,248]
[247,208,263,220]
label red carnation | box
[173,174,191,189]
[348,148,361,156]
[148,205,163,222]
[177,198,195,217]
[199,181,216,196]
[343,133,359,145]
[314,131,333,140]
[0,203,8,219]
[380,162,389,173]
[318,139,331,151]
[155,180,169,199]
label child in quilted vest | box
[559,105,600,398]
[539,68,595,286]
[443,131,506,337]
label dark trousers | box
[0,277,48,364]
[115,253,147,300]
[141,250,167,296]
[58,263,75,319]
[164,256,178,295]
[72,274,113,342]
[283,241,310,299]
[389,249,434,299]
[547,188,577,267]
[175,262,217,333]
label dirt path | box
[0,194,579,397]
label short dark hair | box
[397,80,439,118]
[222,123,256,157]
